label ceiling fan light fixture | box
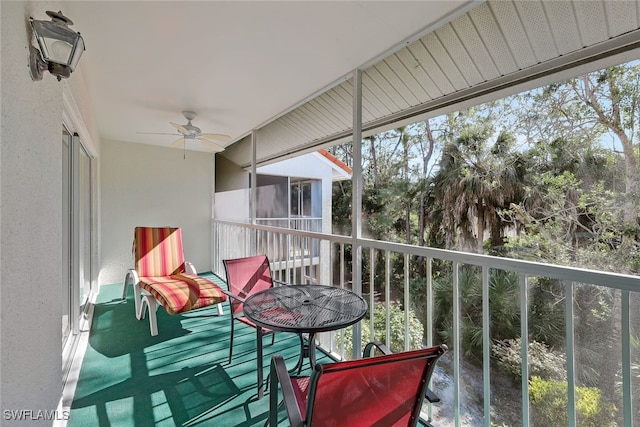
[139,110,230,153]
[185,124,200,135]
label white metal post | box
[453,262,460,427]
[622,290,633,426]
[352,68,363,359]
[565,281,577,427]
[520,274,530,427]
[250,129,257,253]
[482,266,491,427]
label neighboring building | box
[215,149,350,224]
[214,149,351,284]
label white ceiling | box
[64,1,470,153]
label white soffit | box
[222,0,640,168]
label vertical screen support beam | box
[351,68,363,360]
[250,129,257,253]
[71,133,81,335]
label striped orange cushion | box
[138,273,227,315]
[134,227,185,277]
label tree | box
[432,119,523,253]
[571,65,640,246]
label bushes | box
[530,376,616,427]
[493,339,616,426]
[336,301,424,355]
[492,338,566,382]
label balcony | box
[211,219,639,426]
[7,1,640,424]
[64,220,639,426]
[65,271,437,427]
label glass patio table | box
[243,284,368,399]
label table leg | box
[257,327,264,399]
[292,333,305,375]
[292,332,317,375]
[308,333,317,369]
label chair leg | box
[216,302,224,315]
[256,327,264,399]
[228,319,235,364]
[133,283,143,320]
[124,269,139,301]
[147,298,159,336]
[139,294,159,336]
[265,331,274,392]
[122,272,131,300]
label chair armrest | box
[272,279,288,287]
[425,389,440,403]
[184,261,197,274]
[221,289,246,304]
[126,268,140,282]
[363,341,393,357]
[122,269,140,300]
[269,355,304,427]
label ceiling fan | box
[139,111,231,152]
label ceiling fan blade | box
[170,137,185,148]
[201,133,232,143]
[197,137,226,152]
[170,122,189,134]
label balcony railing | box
[255,216,322,233]
[211,219,639,427]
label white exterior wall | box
[218,153,342,235]
[1,0,77,422]
[257,152,333,181]
[99,140,214,285]
[257,154,340,287]
[257,153,337,233]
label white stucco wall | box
[1,0,70,422]
[100,139,214,285]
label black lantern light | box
[29,11,85,81]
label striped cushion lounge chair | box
[122,226,227,336]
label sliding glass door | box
[62,129,71,347]
[62,127,92,364]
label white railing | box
[255,217,322,233]
[211,219,639,427]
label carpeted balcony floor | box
[67,274,326,427]
[66,275,435,426]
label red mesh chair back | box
[134,227,186,277]
[223,254,273,316]
[305,345,446,426]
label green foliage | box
[329,61,640,423]
[432,267,529,361]
[491,338,566,383]
[529,376,617,427]
[526,278,566,347]
[432,125,524,253]
[336,301,424,355]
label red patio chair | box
[122,226,227,336]
[222,254,278,364]
[268,342,447,427]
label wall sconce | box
[29,11,85,81]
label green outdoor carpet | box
[68,276,433,427]
[67,274,319,427]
